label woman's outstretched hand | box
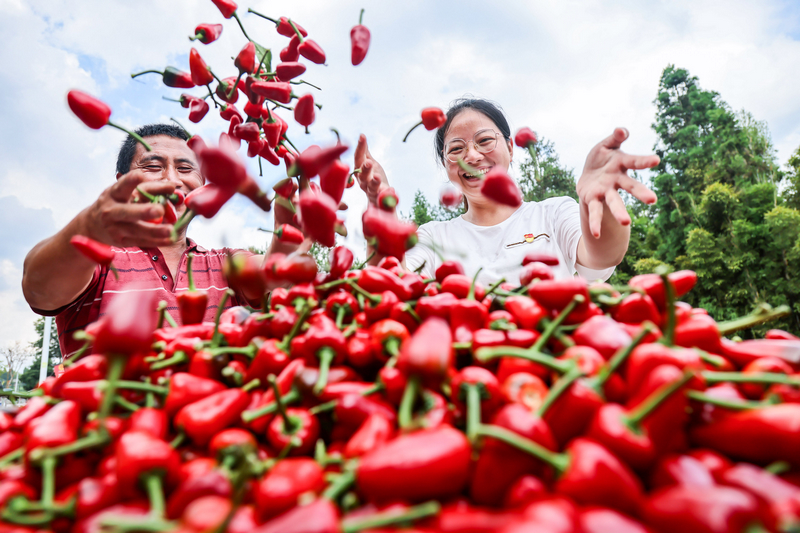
[576,128,659,238]
[354,134,389,206]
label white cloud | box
[1,0,798,345]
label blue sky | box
[1,0,799,350]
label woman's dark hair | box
[115,123,190,175]
[434,98,512,167]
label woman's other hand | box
[354,134,390,206]
[576,128,659,238]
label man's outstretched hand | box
[576,128,659,238]
[84,171,175,248]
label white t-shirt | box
[405,197,615,286]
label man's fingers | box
[619,174,658,205]
[354,134,369,169]
[106,203,165,224]
[619,153,660,171]
[136,180,177,198]
[110,172,146,202]
[588,198,604,238]
[605,189,631,226]
[600,127,629,150]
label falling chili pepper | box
[211,0,238,19]
[350,9,371,66]
[67,90,152,150]
[402,107,447,142]
[190,23,223,44]
[294,93,316,131]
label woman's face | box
[442,109,513,202]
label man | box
[22,124,300,359]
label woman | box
[353,98,658,285]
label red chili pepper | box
[215,76,239,103]
[377,187,399,211]
[612,292,661,325]
[629,270,697,311]
[266,403,319,456]
[176,254,208,326]
[25,400,81,457]
[362,206,419,259]
[417,292,458,321]
[402,107,447,141]
[234,42,256,75]
[255,458,325,521]
[233,122,261,142]
[318,160,349,206]
[294,93,316,130]
[219,104,242,122]
[767,329,800,341]
[164,372,226,416]
[528,278,589,312]
[69,235,115,271]
[190,23,223,44]
[719,462,800,530]
[188,48,214,87]
[649,454,715,490]
[13,395,51,430]
[291,144,349,179]
[67,90,112,129]
[626,343,703,396]
[276,61,306,81]
[255,498,339,533]
[501,372,549,411]
[184,184,235,218]
[350,9,371,65]
[514,127,538,148]
[642,485,764,533]
[280,36,301,62]
[128,407,169,441]
[439,274,486,300]
[719,337,800,369]
[469,404,555,506]
[358,266,412,301]
[115,430,180,495]
[357,426,471,503]
[0,480,36,509]
[131,66,195,88]
[59,381,103,412]
[211,0,237,18]
[298,189,339,247]
[51,354,107,396]
[397,317,453,386]
[479,167,522,207]
[572,315,633,360]
[250,80,293,104]
[176,385,255,446]
[690,403,800,468]
[435,260,465,282]
[519,261,554,284]
[92,290,158,355]
[329,246,355,279]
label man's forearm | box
[22,209,97,312]
[577,201,631,269]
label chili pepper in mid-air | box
[248,11,308,37]
[190,23,223,44]
[291,143,349,179]
[350,9,371,66]
[276,61,306,81]
[189,48,214,87]
[294,93,316,131]
[402,107,447,142]
[298,189,339,247]
[211,0,238,18]
[377,187,399,211]
[329,246,355,279]
[67,90,152,150]
[479,167,523,207]
[234,42,256,76]
[187,98,209,123]
[131,66,195,88]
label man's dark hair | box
[434,97,512,167]
[115,123,190,175]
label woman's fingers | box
[358,161,374,192]
[600,127,629,150]
[619,153,660,171]
[588,198,605,238]
[605,189,631,226]
[618,174,658,205]
[354,134,369,169]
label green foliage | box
[18,317,61,391]
[406,189,464,226]
[783,145,800,210]
[517,138,579,203]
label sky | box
[1,0,799,351]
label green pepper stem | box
[29,431,110,462]
[593,322,654,388]
[656,266,677,346]
[627,371,694,426]
[267,375,299,433]
[358,9,365,25]
[402,121,423,143]
[114,395,141,412]
[0,448,23,468]
[476,423,570,473]
[335,306,347,330]
[484,277,507,298]
[231,11,252,42]
[99,356,126,419]
[40,456,56,506]
[530,294,584,353]
[349,282,382,305]
[287,19,305,43]
[211,289,234,348]
[112,380,169,395]
[384,337,401,358]
[313,348,336,396]
[474,345,572,373]
[107,122,152,151]
[186,253,196,291]
[323,470,356,501]
[702,371,800,386]
[537,366,585,417]
[171,210,196,240]
[467,267,483,301]
[465,383,482,444]
[717,304,791,336]
[149,351,187,370]
[686,390,765,410]
[342,501,441,533]
[241,388,300,422]
[135,187,158,202]
[143,473,166,518]
[398,375,421,430]
[247,9,278,24]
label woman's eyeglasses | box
[444,129,502,163]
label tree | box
[517,137,579,203]
[783,145,800,211]
[19,317,62,391]
[0,342,34,390]
[406,189,464,226]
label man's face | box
[123,134,204,194]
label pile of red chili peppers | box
[40,1,800,532]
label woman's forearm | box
[576,200,631,269]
